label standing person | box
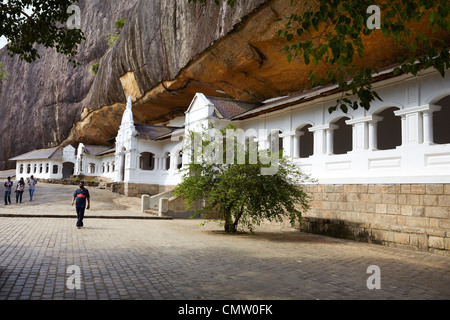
[16,178,25,204]
[4,177,13,205]
[71,181,90,229]
[28,175,37,201]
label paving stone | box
[0,184,449,300]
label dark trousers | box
[4,191,11,205]
[16,191,23,203]
[76,207,86,227]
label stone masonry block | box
[387,185,400,194]
[445,238,450,250]
[405,216,430,228]
[438,219,450,230]
[426,184,444,195]
[370,194,382,204]
[374,185,389,194]
[376,204,387,214]
[428,236,445,249]
[412,206,425,217]
[400,205,412,216]
[406,194,421,206]
[438,195,450,207]
[397,194,407,205]
[423,195,438,206]
[382,194,397,204]
[410,185,426,194]
[394,232,410,245]
[425,206,449,219]
[401,185,411,194]
[357,185,368,193]
[344,185,358,193]
[444,184,450,195]
[387,204,400,215]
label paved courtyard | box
[0,183,449,301]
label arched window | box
[177,150,183,170]
[20,165,24,174]
[39,164,43,174]
[297,125,314,158]
[89,163,96,174]
[140,152,155,171]
[27,164,31,174]
[433,95,450,145]
[376,107,402,150]
[333,117,352,155]
[46,164,49,174]
[53,165,59,175]
[164,152,171,171]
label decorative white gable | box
[185,93,216,129]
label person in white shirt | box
[28,175,38,202]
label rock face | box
[0,0,269,170]
[1,0,449,170]
[0,0,139,170]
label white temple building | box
[11,67,450,189]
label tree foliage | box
[174,124,313,234]
[0,62,9,81]
[0,0,85,66]
[106,17,127,48]
[189,0,450,113]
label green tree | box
[174,124,313,234]
[189,0,450,113]
[0,62,9,81]
[90,62,100,76]
[0,0,85,66]
[106,18,127,47]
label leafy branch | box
[188,0,450,113]
[0,0,85,67]
[279,0,449,113]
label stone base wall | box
[123,183,176,197]
[301,184,450,256]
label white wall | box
[234,69,450,184]
[15,160,63,181]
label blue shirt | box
[73,188,90,208]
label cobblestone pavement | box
[0,184,449,300]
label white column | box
[326,129,334,155]
[157,156,162,171]
[325,124,339,155]
[293,134,301,158]
[422,105,441,144]
[368,121,378,150]
[294,132,304,158]
[279,131,298,158]
[395,105,440,146]
[309,124,335,156]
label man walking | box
[4,177,13,205]
[71,181,91,229]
